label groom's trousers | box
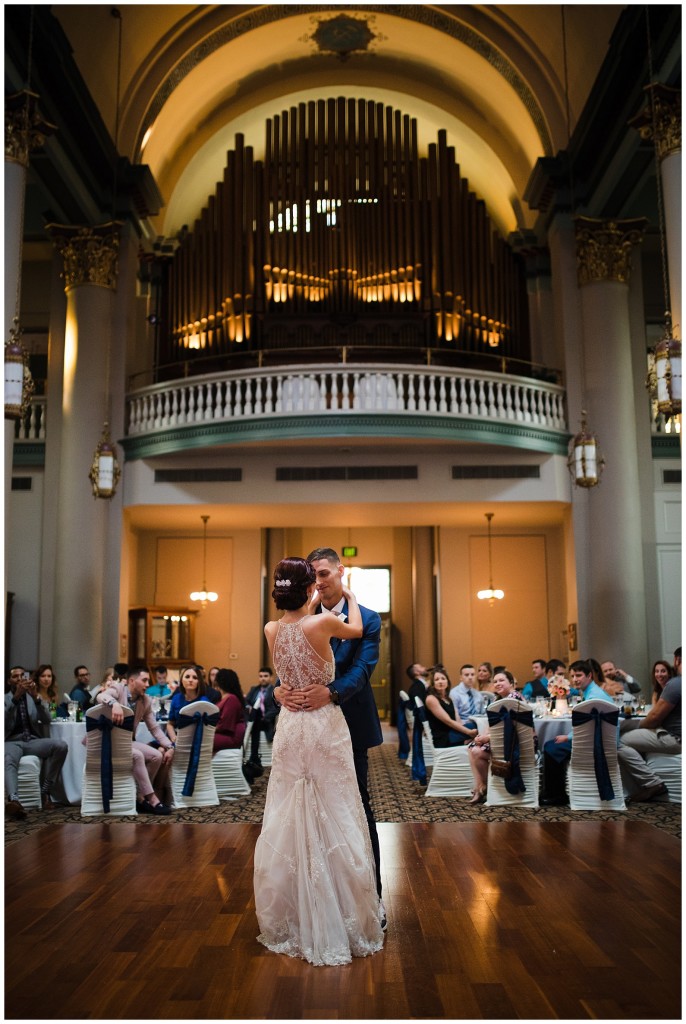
[353,747,382,898]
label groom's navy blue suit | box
[320,600,383,896]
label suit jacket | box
[245,684,278,740]
[96,681,172,748]
[5,691,51,741]
[408,678,428,704]
[324,600,383,752]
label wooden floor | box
[5,817,681,1020]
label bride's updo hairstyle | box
[272,557,316,611]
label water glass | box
[67,701,77,721]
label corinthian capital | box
[575,217,647,287]
[5,90,57,167]
[629,83,681,162]
[46,223,121,292]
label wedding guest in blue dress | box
[166,665,214,744]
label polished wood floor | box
[5,816,680,1020]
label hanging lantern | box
[476,513,505,605]
[567,413,605,488]
[654,329,681,416]
[5,318,34,420]
[89,422,121,499]
[190,515,219,608]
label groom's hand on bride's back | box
[273,680,307,712]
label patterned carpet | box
[4,742,680,845]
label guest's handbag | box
[490,728,517,779]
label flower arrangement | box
[548,676,570,699]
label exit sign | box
[342,546,358,557]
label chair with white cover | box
[644,753,682,803]
[81,704,137,816]
[258,733,273,767]
[17,755,42,809]
[423,698,474,798]
[568,698,625,811]
[212,719,252,800]
[171,701,220,808]
[485,698,538,807]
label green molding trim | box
[651,435,682,458]
[13,442,45,467]
[120,414,569,460]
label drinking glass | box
[67,700,77,721]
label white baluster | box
[448,376,458,414]
[342,373,352,410]
[417,373,428,412]
[244,377,254,416]
[318,373,328,411]
[477,380,487,417]
[468,379,479,416]
[38,402,46,439]
[406,373,417,411]
[438,376,448,413]
[494,381,505,418]
[427,375,437,412]
[214,381,224,419]
[513,385,523,422]
[458,377,467,414]
[275,376,283,414]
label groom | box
[273,546,385,919]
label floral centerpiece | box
[548,676,570,714]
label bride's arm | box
[329,587,363,638]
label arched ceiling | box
[52,4,623,239]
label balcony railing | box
[14,396,46,441]
[125,363,568,437]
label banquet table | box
[50,719,86,805]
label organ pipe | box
[163,99,529,365]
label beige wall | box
[439,524,569,687]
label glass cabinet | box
[128,606,197,669]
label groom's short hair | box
[306,546,340,565]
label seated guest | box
[6,666,26,694]
[245,667,278,770]
[521,658,549,701]
[467,669,522,803]
[540,659,614,806]
[407,662,429,704]
[166,665,215,745]
[618,673,680,802]
[147,665,171,697]
[208,666,220,689]
[5,671,68,818]
[650,660,673,706]
[113,662,129,681]
[90,666,114,700]
[213,669,247,753]
[97,666,174,814]
[69,665,94,711]
[476,662,498,705]
[425,666,478,748]
[601,659,642,697]
[449,663,486,725]
[33,664,58,709]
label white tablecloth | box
[50,720,86,805]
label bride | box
[253,556,385,967]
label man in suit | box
[97,666,174,814]
[540,659,616,806]
[245,666,278,769]
[5,672,68,818]
[273,546,385,925]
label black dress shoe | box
[540,796,569,807]
[138,799,172,815]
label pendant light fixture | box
[89,7,123,498]
[567,410,605,488]
[190,515,219,608]
[477,513,505,605]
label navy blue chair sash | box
[571,706,619,800]
[86,714,133,812]
[178,710,220,795]
[411,703,427,783]
[486,706,534,795]
[397,696,411,760]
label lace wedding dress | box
[254,620,384,966]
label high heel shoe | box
[469,788,486,804]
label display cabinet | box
[128,606,197,669]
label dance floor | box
[5,815,681,1020]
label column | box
[5,92,55,567]
[630,84,681,336]
[574,217,648,672]
[46,223,121,681]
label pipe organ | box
[160,99,530,370]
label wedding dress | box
[254,620,384,966]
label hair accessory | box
[275,579,292,588]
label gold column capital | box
[5,89,57,167]
[629,83,681,162]
[575,217,647,287]
[46,223,121,292]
